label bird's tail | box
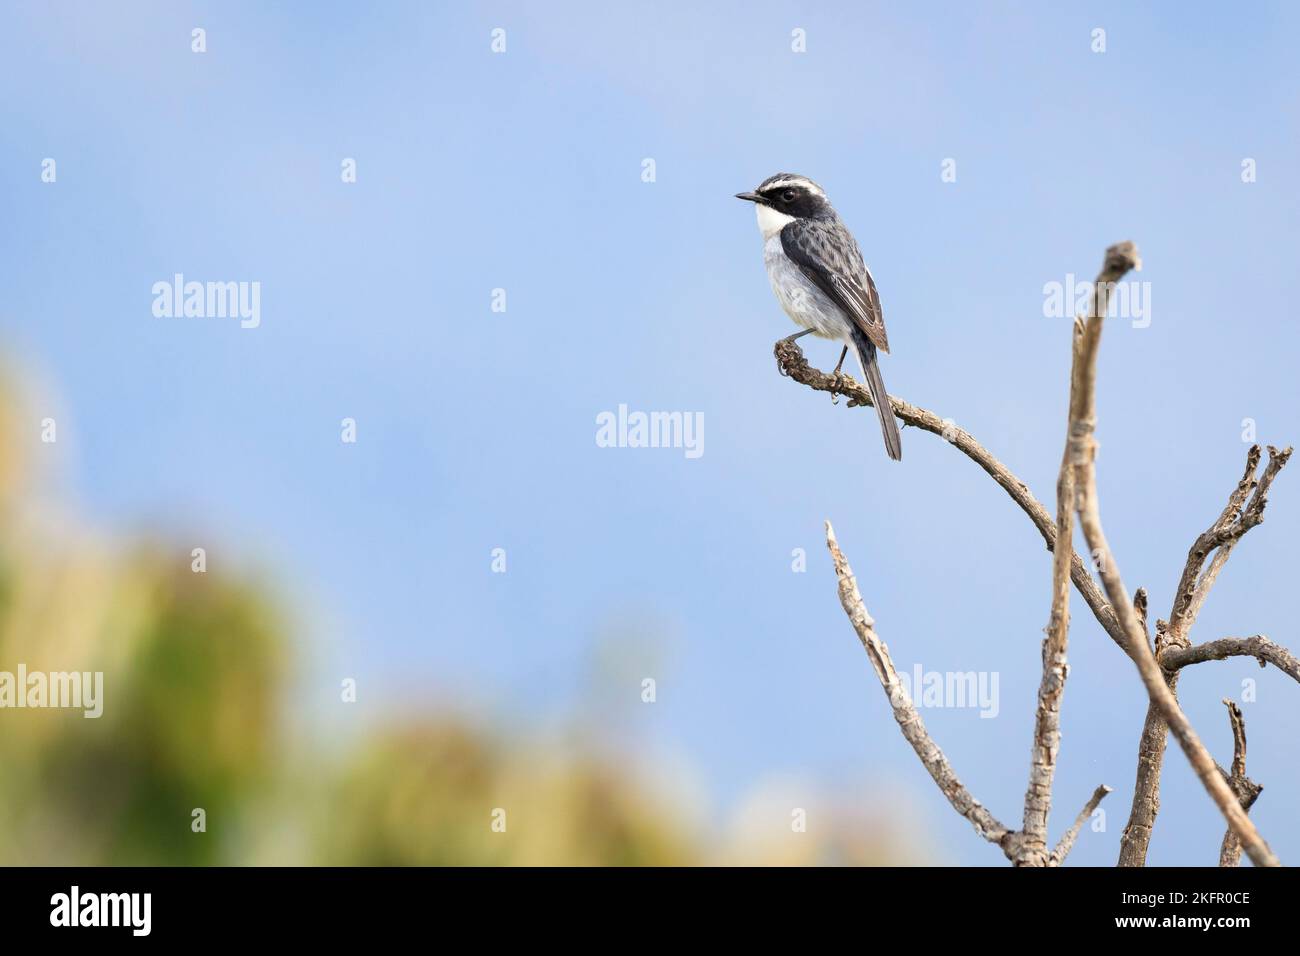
[850,327,902,462]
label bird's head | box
[735,173,832,220]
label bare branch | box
[1133,587,1150,638]
[775,340,1126,653]
[1021,318,1083,857]
[788,243,1290,869]
[1050,785,1113,865]
[824,520,1014,855]
[1120,445,1291,866]
[1119,695,1175,867]
[1217,700,1263,867]
[1226,699,1249,780]
[1163,635,1300,683]
[1066,241,1279,867]
[1168,445,1293,649]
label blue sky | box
[2,1,1298,864]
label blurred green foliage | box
[0,379,910,866]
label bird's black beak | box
[735,191,764,204]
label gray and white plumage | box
[737,173,902,461]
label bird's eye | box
[782,189,796,202]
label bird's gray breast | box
[763,234,851,340]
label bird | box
[736,173,902,461]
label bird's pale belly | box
[763,235,852,341]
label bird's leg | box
[829,345,848,404]
[782,329,814,343]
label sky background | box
[2,1,1298,865]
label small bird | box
[736,173,901,461]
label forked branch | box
[1062,241,1278,867]
[785,242,1291,867]
[1119,444,1291,866]
[825,521,1109,865]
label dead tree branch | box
[1134,587,1150,637]
[1051,785,1113,865]
[1162,636,1300,681]
[1169,446,1293,647]
[1216,700,1262,867]
[1020,307,1085,863]
[1118,444,1291,866]
[787,241,1292,867]
[1065,241,1279,867]
[775,340,1126,654]
[825,521,1012,850]
[825,520,1111,864]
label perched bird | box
[736,173,901,461]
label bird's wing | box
[780,218,889,353]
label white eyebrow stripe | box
[761,177,825,197]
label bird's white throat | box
[755,202,796,240]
